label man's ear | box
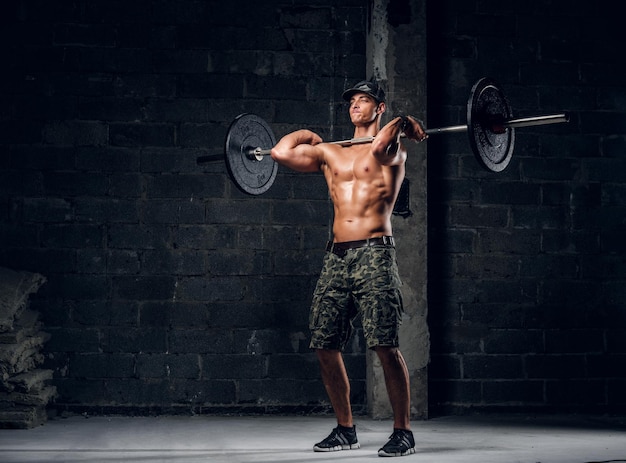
[377,102,386,115]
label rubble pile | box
[0,267,55,429]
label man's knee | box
[374,346,401,364]
[316,348,342,364]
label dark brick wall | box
[426,0,626,415]
[1,0,367,415]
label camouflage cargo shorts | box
[309,243,404,351]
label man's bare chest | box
[325,150,383,182]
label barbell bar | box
[198,77,570,195]
[246,113,569,158]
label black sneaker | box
[313,425,360,452]
[378,428,416,457]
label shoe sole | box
[378,446,416,457]
[314,443,360,452]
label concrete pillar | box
[365,0,429,420]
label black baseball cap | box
[342,80,386,103]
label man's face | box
[348,93,383,126]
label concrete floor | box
[0,414,625,463]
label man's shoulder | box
[316,142,345,164]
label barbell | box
[197,77,570,195]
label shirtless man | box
[270,80,427,457]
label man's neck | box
[352,119,380,139]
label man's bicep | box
[282,144,324,172]
[297,144,325,171]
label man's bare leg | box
[316,348,353,427]
[375,346,411,430]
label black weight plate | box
[224,113,278,195]
[467,77,515,172]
